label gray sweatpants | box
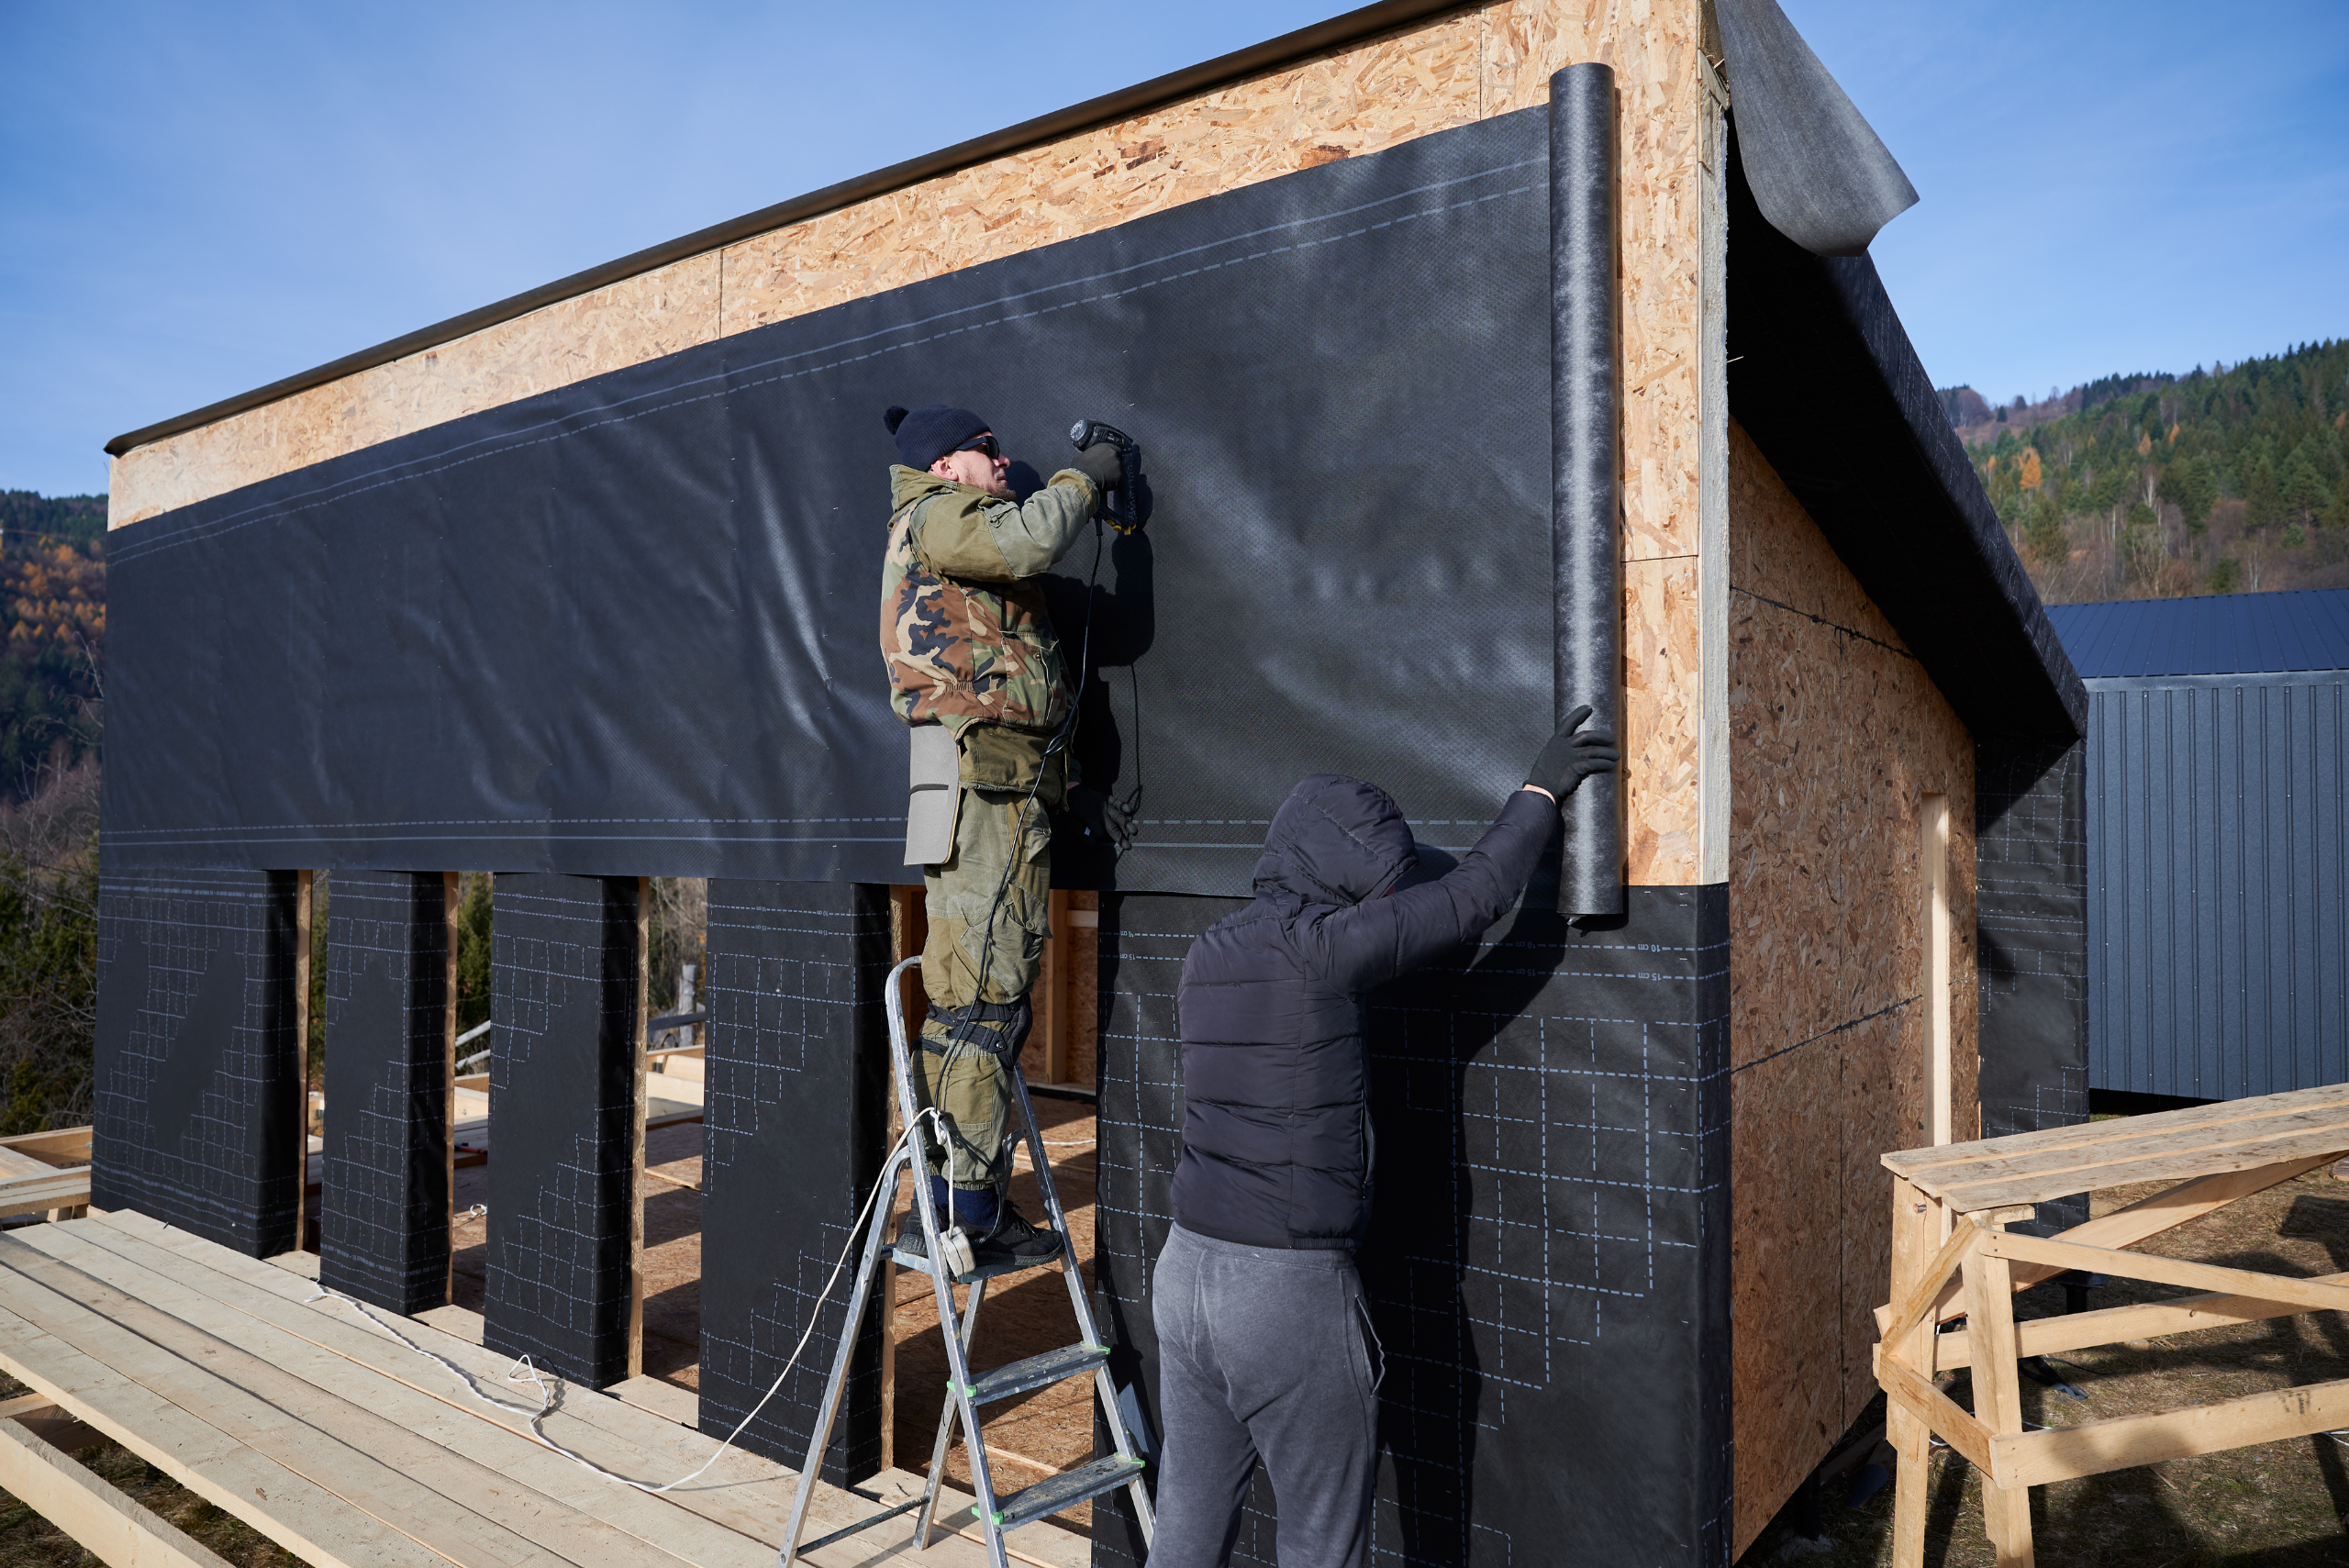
[1146,1223,1382,1568]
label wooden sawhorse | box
[1876,1083,2349,1566]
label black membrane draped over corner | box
[92,871,302,1256]
[1094,886,1732,1568]
[102,109,1561,896]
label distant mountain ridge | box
[1934,339,2349,604]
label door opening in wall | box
[632,875,709,1395]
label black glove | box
[1526,705,1620,801]
[1072,440,1123,495]
[1064,784,1136,852]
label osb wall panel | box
[108,0,1709,884]
[1725,421,1978,1555]
[108,254,723,528]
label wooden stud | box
[0,1415,236,1568]
[294,871,314,1252]
[1885,1176,1938,1567]
[1041,888,1070,1085]
[1920,795,1952,1148]
[1994,1373,2349,1489]
[629,877,651,1383]
[1932,1266,2349,1368]
[2001,1151,2339,1291]
[1983,1229,2349,1316]
[1877,1349,1996,1477]
[1961,1223,2033,1564]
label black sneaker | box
[974,1203,1064,1268]
[893,1217,928,1260]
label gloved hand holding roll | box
[1523,704,1620,802]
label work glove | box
[1064,784,1136,852]
[1525,705,1620,801]
[1072,440,1123,495]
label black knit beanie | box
[883,404,990,471]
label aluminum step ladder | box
[781,956,1155,1566]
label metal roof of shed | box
[2045,589,2349,679]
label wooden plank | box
[1883,1216,1977,1354]
[0,1414,238,1568]
[0,1146,55,1180]
[1921,795,1952,1146]
[606,1376,697,1427]
[1885,1177,1937,1568]
[17,1224,767,1568]
[1883,1084,2349,1208]
[0,1301,450,1568]
[1963,1230,2033,1562]
[1876,1348,1997,1476]
[417,1303,487,1344]
[81,1210,1008,1565]
[0,1234,604,1568]
[1931,1269,2349,1369]
[0,1127,92,1164]
[1983,1230,2349,1317]
[0,1169,92,1220]
[1993,1375,2349,1489]
[1884,1082,2349,1174]
[1873,1156,2342,1333]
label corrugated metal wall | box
[2087,673,2349,1096]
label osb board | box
[1724,420,1978,1556]
[108,254,722,528]
[107,0,1710,885]
[1624,554,1702,883]
[1728,1039,1843,1541]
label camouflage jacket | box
[879,464,1096,784]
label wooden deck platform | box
[0,1208,1089,1568]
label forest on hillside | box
[1941,339,2349,604]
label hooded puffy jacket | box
[1170,775,1555,1250]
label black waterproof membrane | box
[481,874,640,1386]
[318,871,452,1314]
[1976,738,2091,1232]
[101,108,1560,897]
[92,871,303,1256]
[1093,885,1733,1567]
[697,880,890,1483]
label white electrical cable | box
[307,1106,950,1496]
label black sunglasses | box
[956,433,1002,460]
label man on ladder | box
[878,401,1128,1268]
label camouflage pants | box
[917,784,1052,1189]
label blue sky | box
[3,0,2343,499]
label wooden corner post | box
[1920,795,1952,1147]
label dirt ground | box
[1738,1162,2349,1566]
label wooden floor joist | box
[0,1414,235,1568]
[0,1209,1086,1568]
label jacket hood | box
[1252,773,1419,906]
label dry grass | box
[1741,1165,2349,1565]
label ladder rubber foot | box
[995,1454,1149,1534]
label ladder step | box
[994,1454,1148,1533]
[956,1342,1109,1407]
[887,1242,1068,1284]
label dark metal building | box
[2048,589,2349,1098]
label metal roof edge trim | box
[105,0,1475,460]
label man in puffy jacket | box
[878,402,1124,1266]
[1147,712,1618,1568]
